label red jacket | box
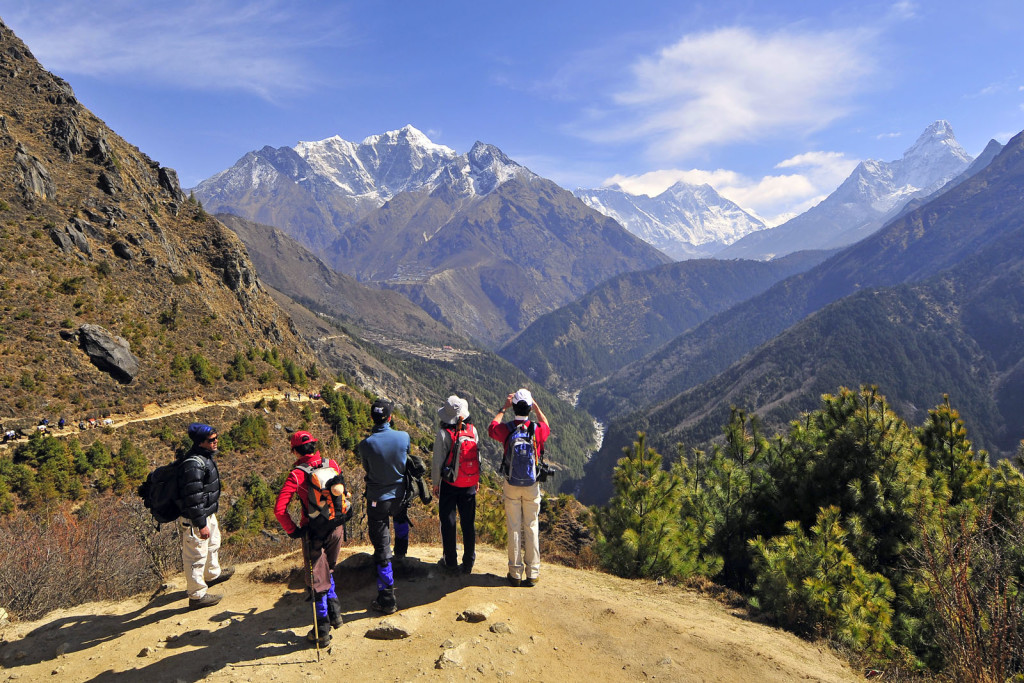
[274,451,341,536]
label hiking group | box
[142,386,551,651]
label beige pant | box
[502,481,541,581]
[180,514,222,600]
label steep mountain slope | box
[886,137,1004,224]
[581,221,1024,503]
[330,160,672,347]
[217,213,460,346]
[0,20,310,423]
[718,121,973,260]
[499,250,831,393]
[580,126,1024,425]
[574,181,768,260]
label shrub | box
[750,506,896,656]
[597,434,719,580]
[189,353,219,385]
[222,414,270,454]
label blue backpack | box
[502,421,538,486]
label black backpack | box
[138,456,201,524]
[401,454,433,509]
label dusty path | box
[1,385,337,448]
[0,544,859,682]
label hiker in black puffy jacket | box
[177,422,234,609]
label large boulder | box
[75,324,140,384]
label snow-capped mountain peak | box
[466,141,533,195]
[292,125,459,200]
[896,120,971,189]
[359,124,455,155]
[574,182,767,260]
[716,120,976,260]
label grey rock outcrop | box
[15,142,54,200]
[158,167,185,201]
[49,223,89,258]
[50,114,84,161]
[74,324,140,384]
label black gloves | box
[288,527,306,539]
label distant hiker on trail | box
[432,394,480,575]
[356,398,409,614]
[274,430,351,648]
[178,422,234,609]
[489,388,549,588]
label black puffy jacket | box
[177,445,221,528]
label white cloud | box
[577,25,876,163]
[1,0,351,99]
[605,150,859,226]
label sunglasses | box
[205,435,219,443]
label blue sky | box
[2,0,1023,225]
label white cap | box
[513,388,533,406]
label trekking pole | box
[307,539,321,663]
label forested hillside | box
[500,251,830,392]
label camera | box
[536,462,556,483]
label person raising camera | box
[488,388,550,588]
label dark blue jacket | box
[357,422,409,502]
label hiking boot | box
[461,562,474,575]
[370,588,397,615]
[188,593,223,609]
[306,618,332,647]
[207,567,235,586]
[436,558,458,576]
[370,598,398,615]
[326,597,344,628]
[506,573,521,588]
[522,576,539,588]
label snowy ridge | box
[575,182,767,260]
[199,124,532,211]
[294,125,460,201]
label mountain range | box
[575,127,1024,502]
[195,128,671,347]
[216,212,599,488]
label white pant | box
[180,514,222,599]
[502,481,541,580]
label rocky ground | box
[0,543,860,682]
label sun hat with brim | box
[437,395,469,424]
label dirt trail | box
[0,543,860,682]
[1,386,335,448]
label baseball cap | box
[513,388,533,406]
[289,430,318,448]
[371,398,393,423]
